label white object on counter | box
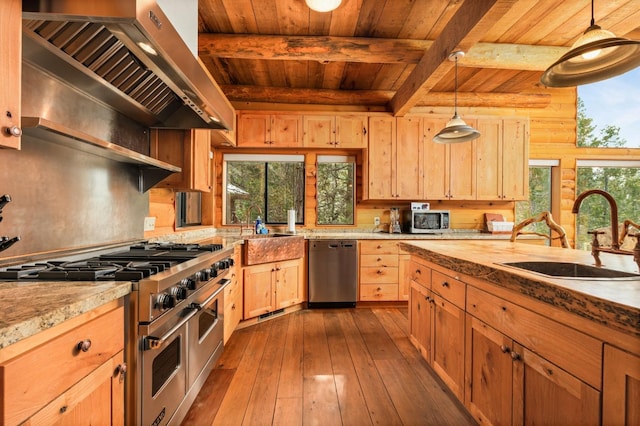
[287,209,296,234]
[487,221,514,232]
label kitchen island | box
[400,240,639,425]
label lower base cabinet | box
[603,344,640,425]
[0,302,125,426]
[224,245,243,343]
[243,258,304,319]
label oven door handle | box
[143,307,198,351]
[191,279,230,311]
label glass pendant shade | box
[433,51,481,144]
[305,0,342,12]
[540,2,640,87]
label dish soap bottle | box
[255,216,263,234]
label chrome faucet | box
[572,189,640,270]
[0,194,21,253]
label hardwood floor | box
[182,308,476,425]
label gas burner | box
[129,242,224,252]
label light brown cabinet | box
[365,116,422,200]
[423,117,476,200]
[224,245,243,344]
[359,240,399,301]
[237,113,303,147]
[0,304,125,426]
[151,129,212,192]
[603,344,640,425]
[243,258,304,319]
[303,114,367,148]
[476,118,529,200]
[408,261,465,400]
[0,0,21,150]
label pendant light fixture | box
[305,0,342,13]
[540,0,640,87]
[433,51,480,144]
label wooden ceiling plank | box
[389,0,518,116]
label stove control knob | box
[170,286,188,301]
[157,293,175,310]
[180,277,197,290]
[228,258,235,266]
[195,270,209,281]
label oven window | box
[152,336,181,396]
[198,299,218,340]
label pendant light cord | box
[590,0,595,27]
[454,54,459,116]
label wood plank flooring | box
[182,308,476,426]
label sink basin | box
[501,261,640,279]
[243,234,305,265]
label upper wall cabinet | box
[303,114,367,148]
[151,129,212,192]
[237,113,302,147]
[0,0,21,150]
[476,118,529,201]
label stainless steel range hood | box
[22,0,235,130]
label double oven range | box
[0,241,234,425]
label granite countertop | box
[400,240,640,337]
[0,280,132,350]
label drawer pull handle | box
[377,287,382,291]
[60,405,68,414]
[377,257,382,262]
[415,269,421,274]
[77,339,92,353]
[116,363,127,383]
[441,281,449,288]
[377,270,383,275]
[231,303,236,310]
[500,345,510,353]
[511,351,521,361]
[377,245,382,249]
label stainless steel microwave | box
[403,209,450,233]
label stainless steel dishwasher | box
[308,239,358,308]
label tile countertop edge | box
[399,241,640,339]
[0,281,132,350]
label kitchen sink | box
[501,261,640,280]
[243,234,305,265]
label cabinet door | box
[191,129,212,192]
[398,254,411,301]
[395,117,423,199]
[423,118,449,199]
[409,281,433,361]
[274,259,303,310]
[237,113,271,146]
[475,119,502,200]
[603,344,640,425]
[367,116,395,199]
[432,293,465,400]
[501,118,529,200]
[304,115,335,147]
[513,344,600,426]
[243,263,276,319]
[271,115,303,147]
[0,0,21,150]
[465,315,514,426]
[336,115,367,148]
[448,129,476,200]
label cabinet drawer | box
[360,266,398,284]
[466,286,602,389]
[360,284,399,301]
[360,241,398,255]
[1,306,124,425]
[408,260,431,288]
[431,270,466,308]
[360,254,399,268]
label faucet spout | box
[572,189,620,250]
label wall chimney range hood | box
[22,0,235,131]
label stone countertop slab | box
[400,240,640,337]
[0,281,132,350]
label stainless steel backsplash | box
[0,64,151,263]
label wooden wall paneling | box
[306,153,317,227]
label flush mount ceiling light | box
[433,51,481,144]
[305,0,342,12]
[540,0,640,87]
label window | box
[316,155,355,225]
[516,162,555,244]
[224,154,305,225]
[575,160,640,250]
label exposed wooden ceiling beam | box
[221,85,551,108]
[199,33,568,71]
[389,0,520,116]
